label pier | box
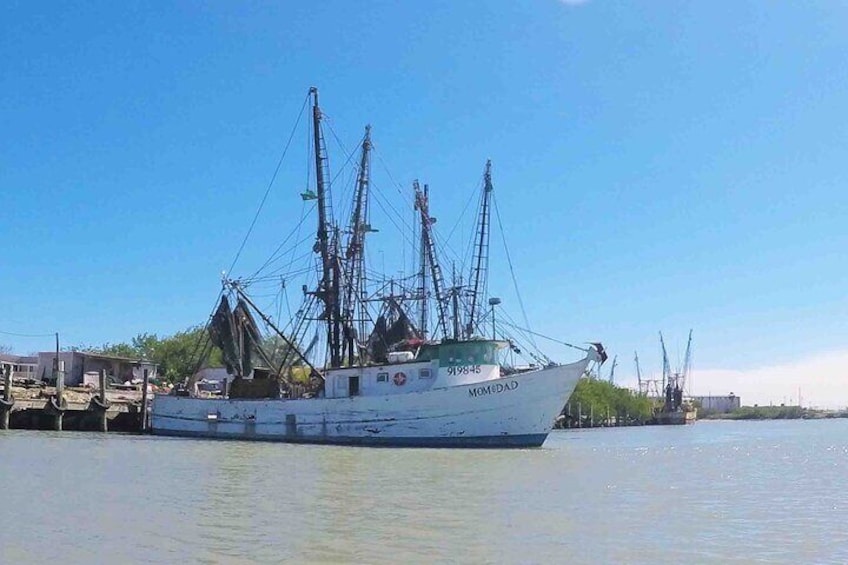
[0,367,151,432]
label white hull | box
[151,357,588,448]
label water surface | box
[1,420,846,563]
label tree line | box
[563,378,655,424]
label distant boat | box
[635,331,697,425]
[151,87,604,447]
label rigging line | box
[370,190,416,248]
[246,203,316,279]
[266,242,317,273]
[322,113,351,156]
[497,319,590,354]
[255,239,316,276]
[424,203,465,270]
[187,286,226,377]
[498,308,549,361]
[285,199,310,276]
[226,91,310,276]
[323,118,364,220]
[368,147,417,230]
[0,329,56,338]
[497,318,551,365]
[430,230,464,277]
[459,188,486,285]
[443,171,484,247]
[251,263,314,281]
[492,193,538,351]
[282,280,293,327]
[327,132,362,189]
[370,179,415,233]
[497,327,538,366]
[372,147,416,205]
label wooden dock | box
[0,367,150,432]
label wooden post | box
[98,369,108,432]
[54,354,64,432]
[577,402,582,428]
[590,403,594,428]
[1,366,11,430]
[566,402,571,429]
[140,367,150,432]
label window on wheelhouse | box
[377,372,389,383]
[349,376,360,397]
[419,368,432,379]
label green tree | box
[566,378,653,424]
[68,325,224,383]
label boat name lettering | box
[468,380,518,397]
[447,364,481,376]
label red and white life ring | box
[393,372,407,386]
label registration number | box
[447,365,481,376]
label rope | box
[245,203,316,280]
[225,91,310,276]
[492,193,538,351]
[497,319,590,353]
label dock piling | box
[1,366,12,430]
[89,369,111,432]
[52,361,66,431]
[140,369,150,432]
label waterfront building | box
[33,351,158,386]
[0,353,38,380]
[692,394,741,414]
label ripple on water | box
[1,420,848,563]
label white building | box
[34,351,158,386]
[692,394,741,414]
[0,353,38,380]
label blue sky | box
[2,1,847,405]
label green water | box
[1,420,846,563]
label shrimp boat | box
[151,87,604,448]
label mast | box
[417,184,430,338]
[342,125,372,364]
[310,87,341,367]
[451,263,461,340]
[607,355,618,383]
[414,181,449,339]
[330,229,342,367]
[634,351,643,394]
[466,160,494,338]
[659,331,670,393]
[682,329,693,393]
